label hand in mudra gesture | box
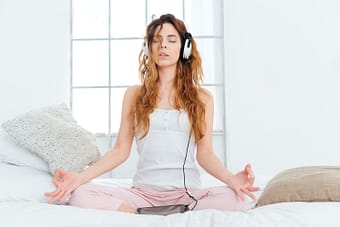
[44,168,82,204]
[227,163,261,201]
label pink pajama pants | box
[69,183,248,212]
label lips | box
[159,52,169,57]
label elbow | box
[196,149,214,168]
[120,151,130,162]
[196,152,205,167]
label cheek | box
[172,44,182,58]
[174,50,181,60]
[150,42,159,53]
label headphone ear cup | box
[182,38,192,60]
[143,41,149,57]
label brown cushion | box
[256,166,340,207]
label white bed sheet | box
[1,200,340,227]
[2,163,340,227]
[1,132,340,227]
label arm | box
[76,85,138,183]
[196,89,259,200]
[45,85,139,203]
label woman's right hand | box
[44,168,83,204]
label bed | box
[2,163,340,227]
[2,104,340,227]
[2,161,340,227]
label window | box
[71,0,226,164]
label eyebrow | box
[155,34,178,39]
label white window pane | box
[147,0,183,22]
[212,134,225,161]
[73,0,109,39]
[73,41,109,86]
[111,0,146,38]
[111,40,141,86]
[185,0,223,36]
[203,86,224,131]
[71,1,225,139]
[110,88,126,133]
[196,38,224,84]
[73,88,109,134]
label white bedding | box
[1,201,340,227]
[1,170,340,227]
[2,128,340,227]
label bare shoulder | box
[124,85,141,102]
[125,85,141,97]
[198,87,213,105]
[122,85,141,113]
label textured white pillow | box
[1,104,101,174]
[0,129,49,172]
[0,163,54,202]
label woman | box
[45,14,259,213]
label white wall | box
[0,0,70,123]
[224,0,340,176]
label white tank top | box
[132,108,201,190]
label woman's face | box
[150,23,182,68]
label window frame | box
[70,0,227,165]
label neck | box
[158,65,177,89]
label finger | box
[48,188,66,204]
[44,190,57,197]
[46,179,65,196]
[248,173,255,185]
[56,168,67,176]
[48,194,60,204]
[45,184,63,197]
[248,186,261,192]
[245,163,251,172]
[46,185,64,200]
[52,171,65,186]
[59,190,71,204]
[246,164,253,175]
[247,184,261,191]
[57,186,72,204]
[53,169,61,178]
[52,173,60,185]
[49,195,62,204]
[241,188,256,201]
[235,189,245,201]
[246,167,255,185]
[53,177,63,186]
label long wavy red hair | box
[135,14,206,142]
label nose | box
[160,40,167,49]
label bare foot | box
[118,203,136,213]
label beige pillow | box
[1,104,101,174]
[256,166,340,207]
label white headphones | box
[143,32,192,60]
[142,41,149,57]
[182,32,192,60]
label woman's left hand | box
[226,163,261,201]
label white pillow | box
[0,129,49,172]
[0,163,54,202]
[1,103,101,174]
